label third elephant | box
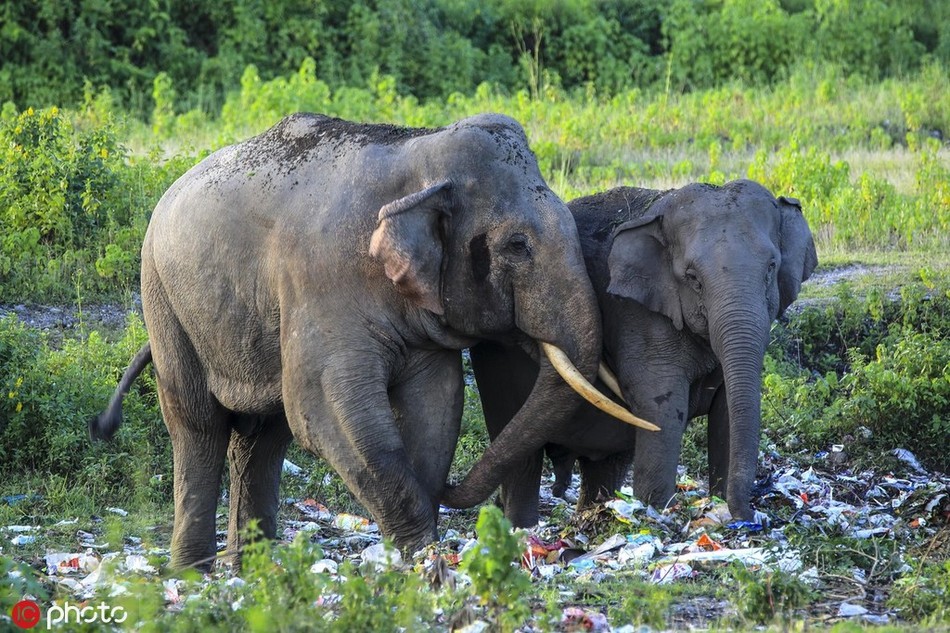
[471,179,817,527]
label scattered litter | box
[892,448,927,475]
[332,513,375,533]
[292,498,334,522]
[604,498,644,523]
[164,579,181,604]
[123,554,156,574]
[651,562,694,584]
[561,606,608,631]
[10,534,36,545]
[4,428,948,630]
[361,542,402,571]
[282,459,304,476]
[311,559,339,574]
[726,520,763,532]
[46,552,100,575]
[616,534,657,567]
[838,602,869,617]
[1,494,41,505]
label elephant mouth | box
[541,342,659,431]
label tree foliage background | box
[2,0,948,116]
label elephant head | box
[606,179,817,518]
[365,115,654,417]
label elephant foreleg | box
[226,413,293,567]
[388,349,463,508]
[283,354,440,553]
[628,380,691,513]
[707,385,730,501]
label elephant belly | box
[209,372,283,415]
[564,410,638,460]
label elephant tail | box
[89,343,153,442]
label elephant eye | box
[505,233,531,258]
[685,268,702,292]
[767,260,777,280]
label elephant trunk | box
[441,277,604,509]
[708,295,770,522]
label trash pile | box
[4,449,948,630]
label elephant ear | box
[369,181,451,315]
[606,210,684,330]
[777,196,818,316]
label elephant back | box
[568,187,674,285]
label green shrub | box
[764,276,950,471]
[889,560,950,623]
[0,314,166,504]
[461,505,532,630]
[729,563,815,625]
[0,103,190,302]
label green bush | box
[888,559,950,623]
[730,562,815,624]
[764,276,950,471]
[2,0,947,116]
[460,505,532,630]
[0,102,191,302]
[0,314,167,503]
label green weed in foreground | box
[729,563,815,625]
[888,559,950,624]
[460,505,533,630]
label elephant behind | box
[471,179,817,527]
[90,113,651,569]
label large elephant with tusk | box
[90,113,651,570]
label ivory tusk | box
[597,362,627,404]
[542,342,660,432]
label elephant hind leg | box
[159,378,230,571]
[577,450,634,509]
[545,444,576,498]
[226,413,293,568]
[144,267,230,571]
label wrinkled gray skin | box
[90,113,604,569]
[471,180,817,527]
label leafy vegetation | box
[3,0,948,117]
[763,272,950,472]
